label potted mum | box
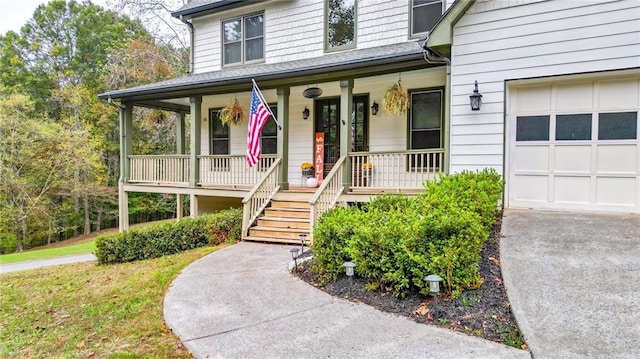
[301,162,314,176]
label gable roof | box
[424,0,476,58]
[99,41,433,103]
[172,0,265,19]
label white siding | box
[198,67,446,184]
[448,0,640,174]
[191,0,457,73]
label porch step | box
[257,216,310,230]
[243,236,311,246]
[264,207,310,219]
[270,200,311,209]
[249,226,310,240]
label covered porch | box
[100,42,449,239]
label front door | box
[315,96,369,176]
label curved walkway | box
[501,210,640,359]
[164,242,529,359]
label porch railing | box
[129,155,190,184]
[199,154,277,186]
[241,158,281,238]
[349,149,445,190]
[309,156,347,239]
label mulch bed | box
[294,216,527,350]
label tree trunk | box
[18,217,27,252]
[96,206,103,231]
[74,193,80,236]
[83,193,91,235]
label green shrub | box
[95,208,241,264]
[311,169,504,298]
[0,233,18,254]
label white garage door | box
[507,75,640,213]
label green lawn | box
[0,245,219,358]
[0,239,97,264]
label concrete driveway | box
[501,209,640,359]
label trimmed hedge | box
[311,169,504,298]
[95,208,241,264]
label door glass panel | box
[516,115,550,141]
[556,114,591,140]
[598,112,637,140]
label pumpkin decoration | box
[219,97,245,126]
[383,80,410,115]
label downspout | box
[420,43,452,174]
[179,15,195,74]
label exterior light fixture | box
[371,101,379,115]
[303,87,322,99]
[290,248,300,272]
[469,80,482,111]
[343,261,356,298]
[299,233,307,254]
[425,274,443,320]
[302,106,310,120]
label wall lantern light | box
[469,80,482,111]
[303,87,323,99]
[371,101,379,116]
[425,274,443,320]
[302,106,310,120]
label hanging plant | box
[383,80,410,115]
[219,97,245,126]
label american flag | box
[246,83,272,167]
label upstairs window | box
[222,13,264,65]
[411,0,443,36]
[326,0,356,51]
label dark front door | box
[315,96,369,176]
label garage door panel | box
[598,79,639,110]
[553,176,591,204]
[556,82,594,111]
[554,145,592,173]
[512,175,549,201]
[513,85,551,112]
[513,146,549,172]
[596,144,637,173]
[596,177,637,206]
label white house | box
[99,0,640,242]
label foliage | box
[0,239,96,264]
[300,162,314,170]
[95,208,241,264]
[312,169,505,297]
[0,247,216,358]
[383,81,409,114]
[218,98,245,126]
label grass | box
[0,240,97,264]
[0,245,221,358]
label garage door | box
[507,75,640,213]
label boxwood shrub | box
[95,208,241,264]
[312,168,504,298]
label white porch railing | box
[349,149,445,189]
[129,155,190,184]
[199,155,277,186]
[241,158,281,238]
[309,156,347,239]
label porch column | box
[118,103,133,232]
[190,194,198,217]
[189,96,202,188]
[340,79,353,189]
[176,111,185,219]
[277,87,290,190]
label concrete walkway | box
[501,210,640,359]
[164,242,530,359]
[0,253,97,274]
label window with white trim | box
[411,0,443,36]
[222,13,264,65]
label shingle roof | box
[99,41,429,102]
[172,0,259,19]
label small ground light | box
[343,261,356,298]
[299,233,306,254]
[290,248,300,272]
[426,274,443,321]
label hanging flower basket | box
[383,81,409,115]
[219,98,245,126]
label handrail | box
[241,158,281,238]
[309,156,347,240]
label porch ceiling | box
[98,42,437,105]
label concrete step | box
[257,216,310,230]
[249,226,310,240]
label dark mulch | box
[295,216,527,350]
